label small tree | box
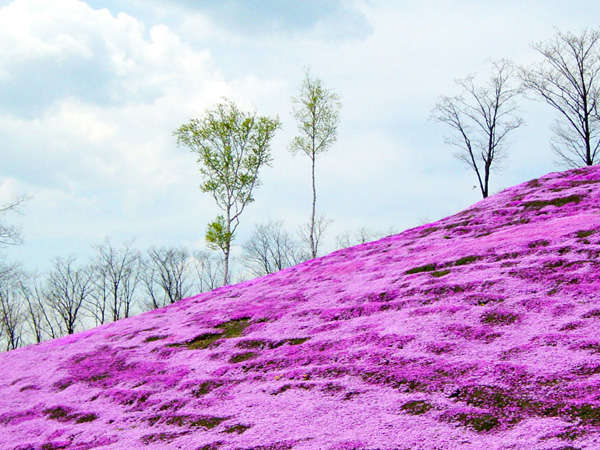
[243,221,307,277]
[521,28,600,167]
[335,226,397,249]
[433,60,523,198]
[291,71,341,258]
[175,99,280,284]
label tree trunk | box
[223,209,231,285]
[584,121,593,165]
[223,246,229,286]
[483,161,490,198]
[310,153,317,258]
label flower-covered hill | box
[2,166,600,449]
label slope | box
[1,166,600,449]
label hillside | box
[2,166,600,449]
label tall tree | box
[290,71,341,258]
[521,28,600,167]
[175,99,280,284]
[433,60,523,198]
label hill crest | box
[2,166,600,449]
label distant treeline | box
[0,224,393,351]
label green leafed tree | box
[290,70,341,258]
[175,99,281,285]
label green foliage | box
[290,71,341,158]
[175,100,280,205]
[205,216,231,253]
[175,99,281,284]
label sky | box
[1,0,599,276]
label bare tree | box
[521,28,600,167]
[335,226,398,249]
[433,60,523,198]
[0,196,27,247]
[191,250,223,292]
[243,221,307,277]
[141,247,192,310]
[291,70,341,258]
[86,266,109,327]
[89,240,140,323]
[0,266,24,350]
[298,215,331,258]
[45,257,94,335]
[19,279,56,343]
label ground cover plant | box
[1,166,600,448]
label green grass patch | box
[144,335,169,343]
[401,400,432,415]
[185,333,222,350]
[43,407,69,420]
[271,384,292,395]
[481,311,519,325]
[431,270,451,278]
[217,317,251,338]
[522,194,582,210]
[75,413,97,423]
[528,239,550,248]
[140,432,183,444]
[223,424,251,434]
[454,255,480,266]
[192,380,224,397]
[406,263,437,274]
[455,413,500,432]
[173,317,253,351]
[569,404,600,424]
[190,416,228,429]
[286,337,310,345]
[229,352,257,363]
[576,229,595,238]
